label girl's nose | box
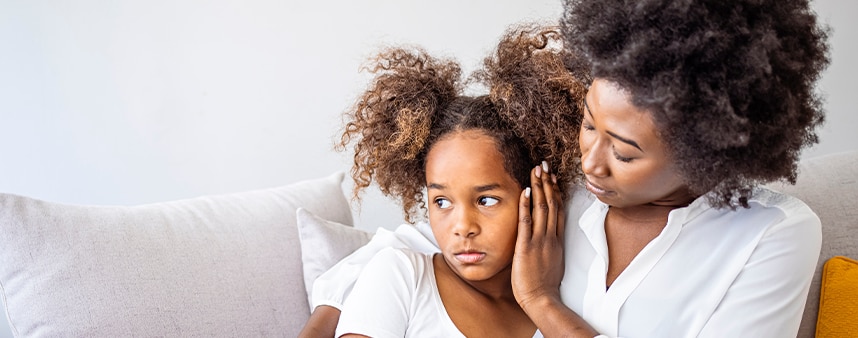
[451,208,479,238]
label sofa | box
[0,150,855,338]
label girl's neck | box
[433,254,515,301]
[432,254,535,337]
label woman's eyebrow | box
[583,98,643,152]
[584,98,594,119]
[607,131,643,151]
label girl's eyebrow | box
[583,97,643,152]
[474,184,501,193]
[427,183,501,192]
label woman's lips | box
[454,252,486,264]
[585,178,611,196]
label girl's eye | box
[581,121,595,131]
[478,196,499,207]
[435,198,452,209]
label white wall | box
[0,1,855,337]
[0,1,562,335]
[0,0,564,232]
[804,0,858,159]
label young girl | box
[324,25,586,337]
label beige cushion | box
[766,151,858,338]
[0,172,352,337]
[296,208,372,310]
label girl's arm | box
[513,163,600,337]
[298,306,340,338]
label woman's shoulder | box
[704,186,822,245]
[749,186,820,224]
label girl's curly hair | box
[338,24,589,221]
[561,0,830,208]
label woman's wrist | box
[520,293,600,338]
[518,290,561,315]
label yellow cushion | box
[816,256,858,337]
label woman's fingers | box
[544,171,559,239]
[518,186,533,241]
[530,162,548,239]
[555,175,566,239]
[521,160,564,241]
[512,160,567,309]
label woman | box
[513,0,829,336]
[305,0,830,336]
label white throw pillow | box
[296,208,372,310]
[0,172,352,338]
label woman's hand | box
[512,162,598,337]
[512,161,566,310]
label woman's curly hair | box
[561,0,830,208]
[338,23,589,221]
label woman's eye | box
[581,121,595,131]
[435,198,452,209]
[613,149,634,163]
[478,196,499,207]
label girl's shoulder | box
[368,246,436,276]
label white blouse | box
[564,186,820,337]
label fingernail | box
[552,174,557,184]
[525,187,531,198]
[542,160,549,173]
[535,165,542,178]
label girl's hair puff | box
[476,23,591,197]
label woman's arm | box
[298,306,341,338]
[513,163,600,337]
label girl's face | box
[425,129,522,282]
[579,78,694,209]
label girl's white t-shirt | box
[335,247,543,338]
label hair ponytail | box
[338,46,463,218]
[475,23,590,198]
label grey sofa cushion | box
[766,151,858,338]
[0,172,352,338]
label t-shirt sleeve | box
[335,248,421,338]
[311,222,439,310]
[698,200,821,337]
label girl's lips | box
[454,252,486,264]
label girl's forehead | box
[426,132,509,175]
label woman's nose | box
[581,146,609,178]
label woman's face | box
[579,78,693,208]
[425,129,522,282]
